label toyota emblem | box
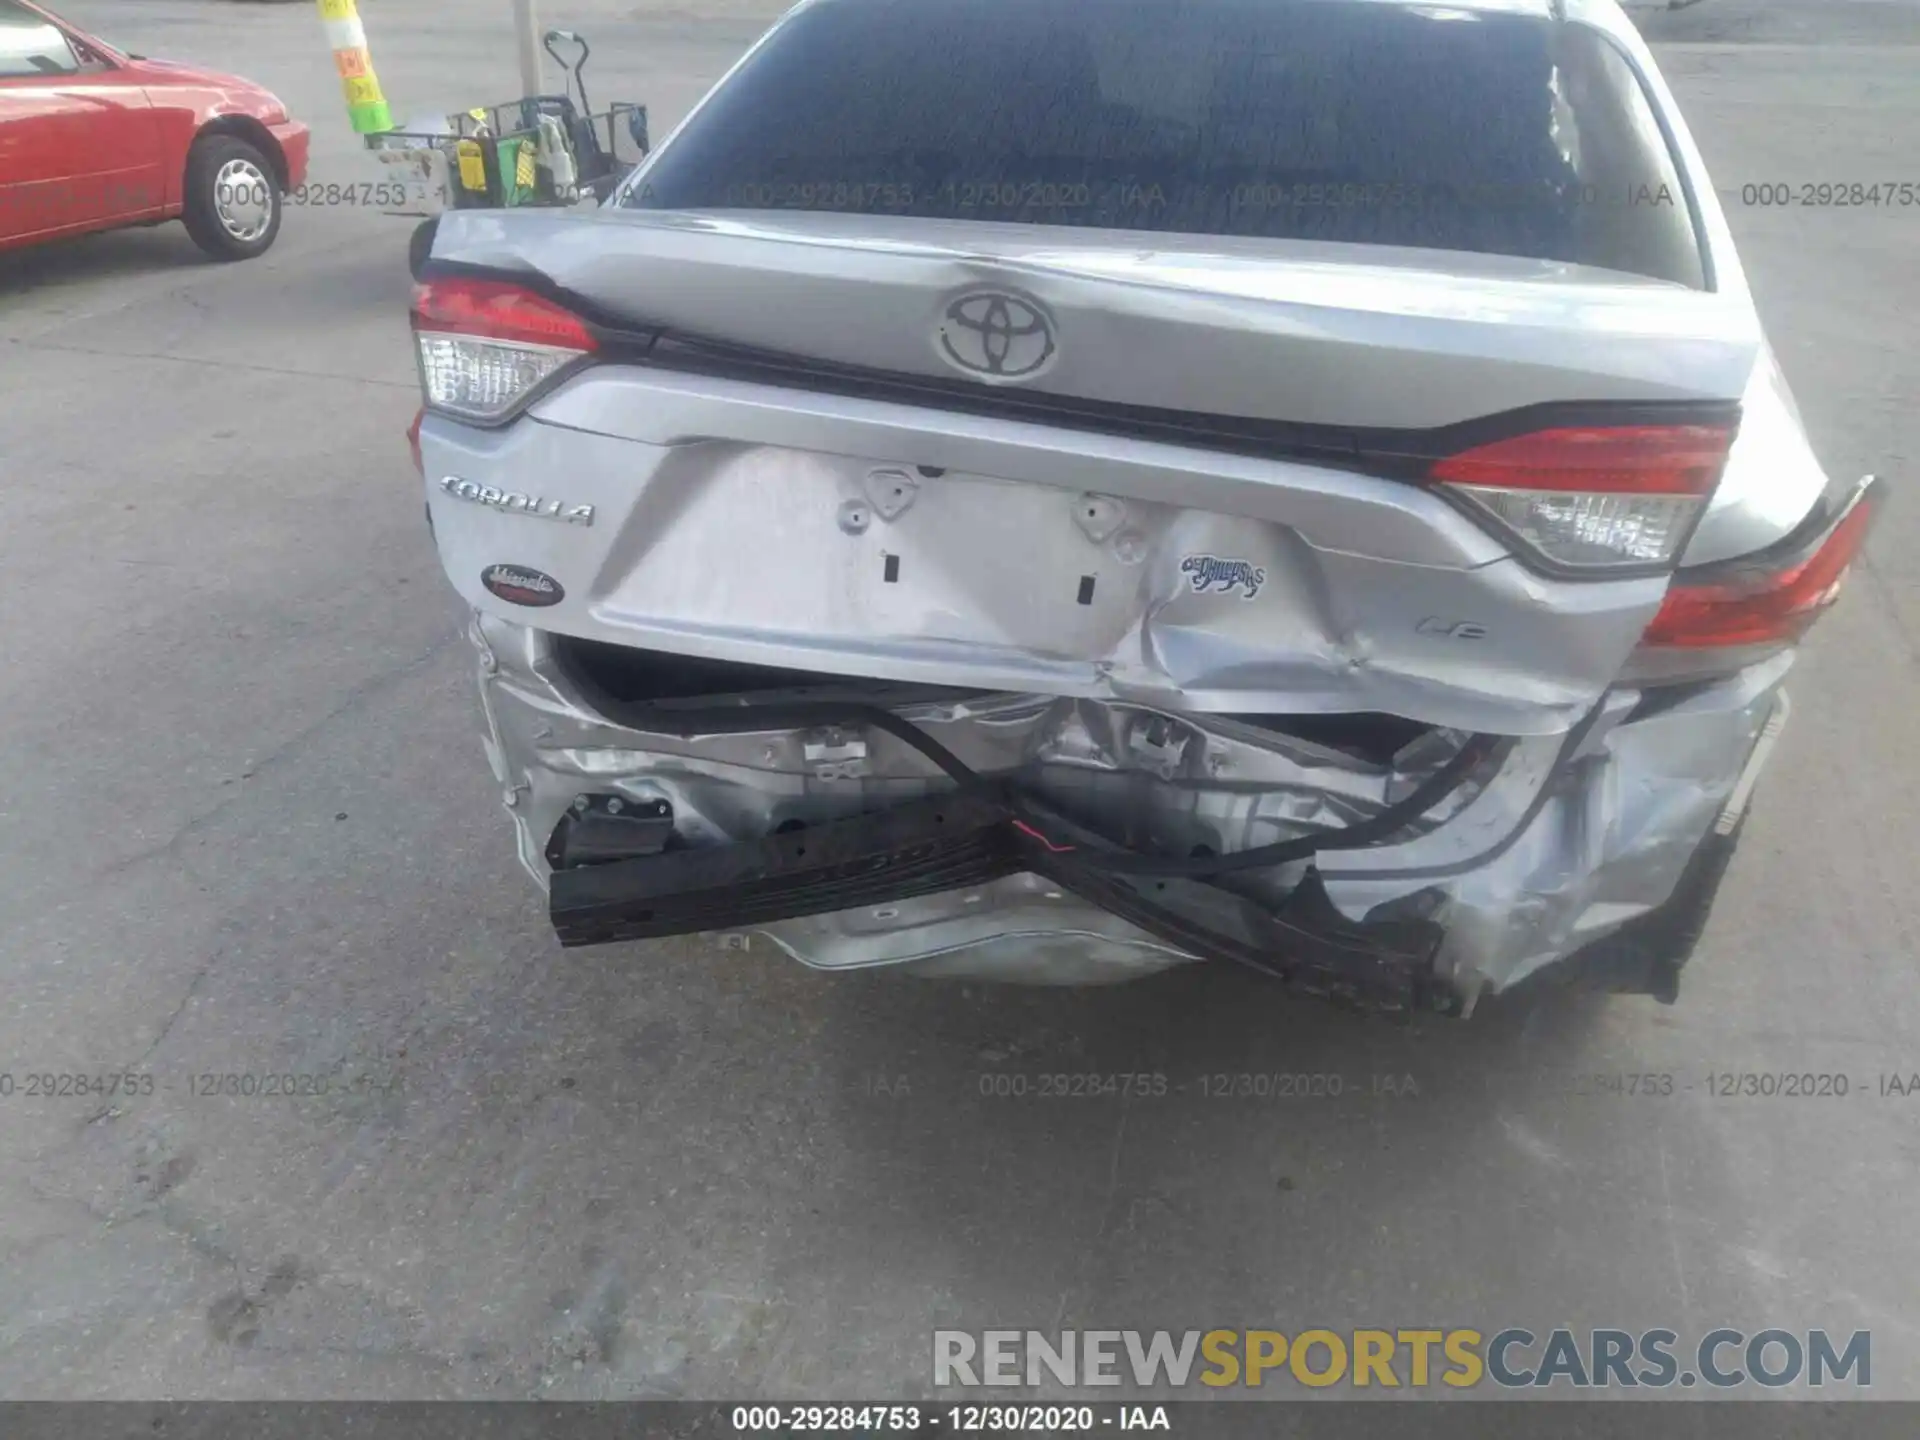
[936,290,1057,381]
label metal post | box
[513,0,544,96]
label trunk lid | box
[431,206,1759,431]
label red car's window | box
[0,0,79,77]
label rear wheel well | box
[190,116,288,191]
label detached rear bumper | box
[472,613,1791,1008]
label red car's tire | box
[182,134,283,262]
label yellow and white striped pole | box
[316,0,392,135]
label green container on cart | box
[494,135,540,206]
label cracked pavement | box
[3,0,1920,1403]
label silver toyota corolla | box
[408,0,1884,1013]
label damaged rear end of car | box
[409,0,1884,1012]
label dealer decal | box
[1180,554,1267,600]
[481,564,564,608]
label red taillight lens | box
[1641,487,1879,649]
[1431,425,1733,496]
[410,277,596,422]
[411,277,599,350]
[1433,423,1737,570]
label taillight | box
[1622,474,1884,683]
[410,276,597,423]
[1432,424,1736,571]
[1648,480,1881,646]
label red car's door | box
[0,0,161,244]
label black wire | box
[1011,733,1495,877]
[625,695,1496,880]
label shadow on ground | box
[0,226,212,298]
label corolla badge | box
[1181,555,1267,600]
[936,290,1057,380]
[481,564,565,608]
[440,475,594,526]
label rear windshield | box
[624,0,1707,288]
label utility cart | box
[367,29,650,215]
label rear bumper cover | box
[472,613,1791,1003]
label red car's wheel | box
[181,133,283,261]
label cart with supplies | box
[366,29,650,214]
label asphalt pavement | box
[2,0,1918,1403]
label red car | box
[0,0,309,260]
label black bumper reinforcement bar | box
[549,784,1453,1011]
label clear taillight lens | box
[415,333,580,419]
[1432,424,1737,572]
[1448,487,1702,567]
[410,277,597,423]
